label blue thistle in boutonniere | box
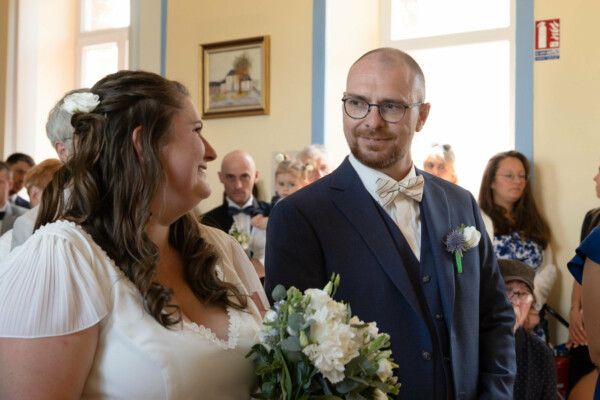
[444,224,481,273]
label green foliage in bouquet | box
[247,274,400,400]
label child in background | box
[251,154,308,230]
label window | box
[76,0,130,88]
[381,0,516,196]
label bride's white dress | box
[0,220,268,399]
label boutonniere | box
[444,224,481,274]
[229,222,251,258]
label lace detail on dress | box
[493,231,544,271]
[182,306,241,350]
[70,221,242,350]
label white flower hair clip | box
[304,163,314,172]
[62,92,100,114]
[274,153,288,163]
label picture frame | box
[200,36,270,119]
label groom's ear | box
[416,102,431,132]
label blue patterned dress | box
[494,231,544,271]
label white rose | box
[302,319,359,383]
[263,310,277,323]
[462,226,481,248]
[62,92,100,114]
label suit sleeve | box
[473,197,517,399]
[265,199,328,303]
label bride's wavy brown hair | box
[37,70,247,327]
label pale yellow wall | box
[166,1,313,212]
[0,0,9,156]
[534,1,600,344]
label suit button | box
[422,275,431,283]
[435,313,444,321]
[444,356,451,362]
[421,351,432,361]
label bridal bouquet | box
[247,274,400,400]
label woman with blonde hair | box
[422,143,458,184]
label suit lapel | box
[330,159,424,319]
[418,171,456,328]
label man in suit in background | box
[202,150,269,279]
[5,153,35,209]
[0,162,27,236]
[265,48,516,399]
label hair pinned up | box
[38,70,247,328]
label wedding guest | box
[0,158,62,258]
[568,225,600,400]
[0,71,267,399]
[23,158,62,208]
[5,152,35,209]
[297,144,332,183]
[498,259,557,400]
[422,143,458,184]
[566,165,600,399]
[202,150,270,279]
[250,154,309,231]
[266,48,516,399]
[478,150,557,340]
[0,162,27,236]
[11,88,89,250]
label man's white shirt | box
[349,154,421,260]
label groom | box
[265,48,516,399]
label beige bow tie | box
[376,175,424,206]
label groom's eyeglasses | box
[341,97,423,123]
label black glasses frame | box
[341,97,423,123]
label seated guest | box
[11,89,89,250]
[0,162,27,236]
[422,143,458,184]
[23,158,62,208]
[567,164,600,399]
[297,144,332,183]
[5,153,35,209]
[478,150,557,341]
[0,158,62,258]
[202,150,270,279]
[0,71,267,398]
[498,259,557,400]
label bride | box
[0,71,268,399]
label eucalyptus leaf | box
[288,313,305,331]
[281,336,302,352]
[335,378,360,393]
[272,284,287,302]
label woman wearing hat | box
[498,259,556,399]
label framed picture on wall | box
[200,36,270,119]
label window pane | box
[81,42,118,88]
[391,0,509,40]
[411,41,511,197]
[82,0,130,32]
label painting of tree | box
[233,52,252,94]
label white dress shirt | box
[349,154,422,260]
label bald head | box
[350,48,426,101]
[218,150,259,207]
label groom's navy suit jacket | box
[265,158,516,399]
